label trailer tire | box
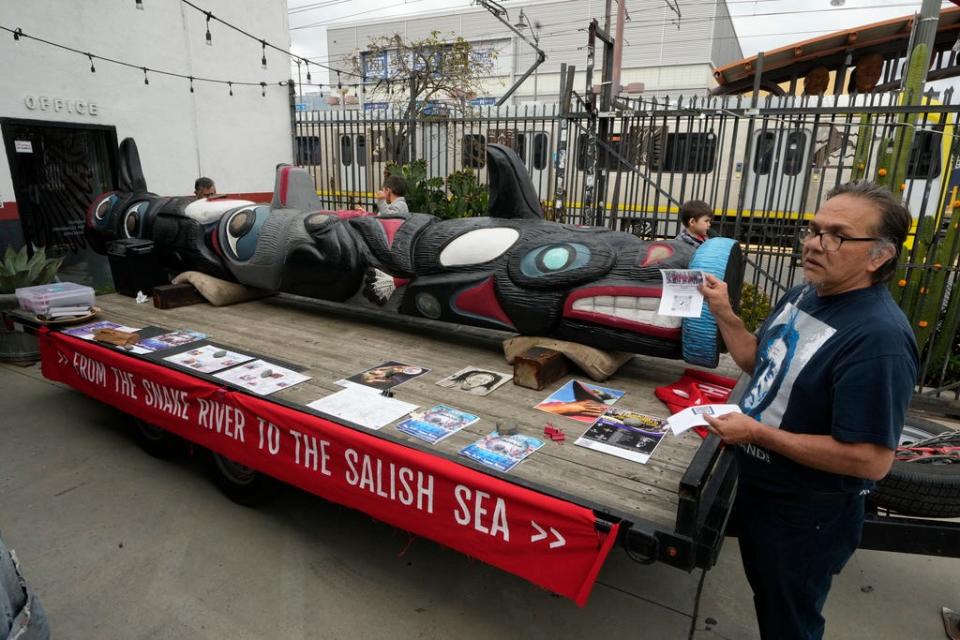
[207,451,278,506]
[869,417,960,518]
[682,238,743,368]
[132,417,182,459]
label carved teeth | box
[571,296,681,328]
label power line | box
[290,0,449,31]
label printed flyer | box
[396,404,480,444]
[575,408,668,464]
[459,432,544,472]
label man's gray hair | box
[826,181,912,284]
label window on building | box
[296,136,321,166]
[753,132,777,175]
[370,130,409,164]
[532,132,548,170]
[356,134,367,167]
[340,135,353,167]
[782,131,808,177]
[576,134,592,172]
[655,132,717,173]
[907,130,942,179]
[463,134,486,168]
[601,130,641,170]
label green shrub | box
[740,283,772,333]
[0,246,62,294]
[386,162,487,219]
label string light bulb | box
[337,71,342,90]
[88,54,96,73]
[261,40,267,69]
[143,67,149,85]
[135,0,144,9]
[228,81,233,97]
[189,76,195,93]
[13,28,22,41]
[260,81,266,97]
[305,62,311,83]
[205,12,213,46]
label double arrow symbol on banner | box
[530,520,566,549]
[58,352,68,366]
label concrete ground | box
[1,362,957,640]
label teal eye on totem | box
[225,205,268,260]
[520,242,591,277]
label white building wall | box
[0,0,292,211]
[711,0,744,69]
[324,0,735,101]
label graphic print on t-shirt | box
[741,299,836,428]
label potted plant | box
[0,246,63,363]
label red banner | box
[40,329,619,605]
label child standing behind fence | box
[675,200,713,247]
[355,175,409,216]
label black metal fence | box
[295,91,960,399]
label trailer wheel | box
[682,238,743,368]
[208,451,277,506]
[132,417,182,459]
[869,417,960,518]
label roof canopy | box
[712,5,960,95]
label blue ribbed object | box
[682,237,738,367]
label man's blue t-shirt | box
[737,283,918,494]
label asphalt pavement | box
[1,362,957,640]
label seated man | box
[194,177,216,199]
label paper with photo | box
[213,359,310,395]
[435,366,512,396]
[63,321,141,341]
[163,345,254,374]
[459,432,544,472]
[307,387,417,430]
[336,360,430,392]
[658,269,706,318]
[667,403,742,435]
[575,408,668,464]
[396,404,479,444]
[138,329,207,352]
[534,380,625,424]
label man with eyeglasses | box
[698,181,918,640]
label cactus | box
[923,215,960,365]
[876,43,928,191]
[850,114,873,182]
[0,245,63,294]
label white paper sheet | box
[163,345,254,374]
[658,269,706,318]
[667,403,742,435]
[307,387,417,430]
[213,359,310,396]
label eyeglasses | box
[801,227,881,252]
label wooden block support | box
[512,347,569,391]
[152,283,206,309]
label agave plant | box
[0,246,63,294]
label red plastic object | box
[544,423,566,442]
[655,368,737,439]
